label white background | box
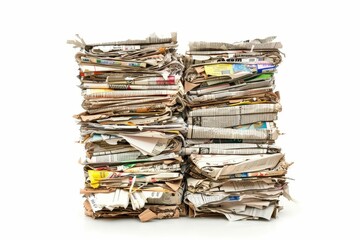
[1,0,359,239]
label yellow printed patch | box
[204,64,234,76]
[88,170,111,188]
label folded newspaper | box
[182,36,292,221]
[68,33,187,221]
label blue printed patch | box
[228,196,240,201]
[240,173,249,177]
[232,64,251,73]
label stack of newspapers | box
[182,36,292,221]
[68,33,187,221]
[69,34,292,222]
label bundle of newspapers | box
[69,34,292,222]
[182,36,292,221]
[68,33,187,221]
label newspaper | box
[69,34,292,222]
[182,143,281,155]
[188,153,288,179]
[187,122,280,140]
[182,36,291,221]
[69,33,186,221]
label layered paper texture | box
[182,36,292,221]
[69,33,187,221]
[69,35,292,222]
